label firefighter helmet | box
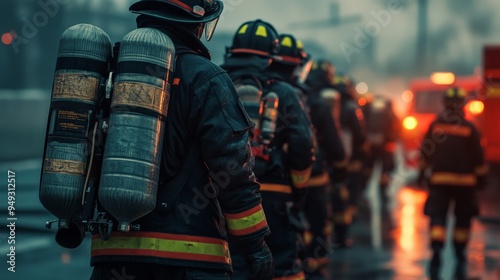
[229,19,279,57]
[444,87,466,109]
[276,34,307,65]
[307,59,335,87]
[130,0,223,40]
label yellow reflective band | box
[255,25,267,37]
[91,232,231,264]
[429,172,477,186]
[224,205,268,236]
[291,166,312,188]
[226,210,265,231]
[281,36,293,47]
[431,226,446,241]
[454,228,470,243]
[238,24,248,34]
[308,172,330,187]
[296,40,304,49]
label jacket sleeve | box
[193,72,270,241]
[315,102,346,166]
[279,86,314,189]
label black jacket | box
[222,56,314,193]
[305,72,346,181]
[337,89,367,162]
[91,25,270,272]
[420,110,486,188]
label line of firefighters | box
[79,1,487,279]
[221,19,400,280]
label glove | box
[239,238,274,280]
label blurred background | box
[1,0,500,279]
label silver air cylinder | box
[99,28,175,232]
[259,92,279,145]
[39,24,111,229]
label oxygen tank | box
[234,78,263,128]
[98,28,175,232]
[259,92,279,145]
[39,24,111,231]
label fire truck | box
[480,45,500,163]
[401,45,500,168]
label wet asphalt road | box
[0,159,499,280]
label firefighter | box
[419,87,487,280]
[362,94,400,210]
[89,2,274,280]
[222,20,314,280]
[303,58,347,277]
[332,74,368,247]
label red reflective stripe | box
[224,204,262,220]
[91,248,230,264]
[273,271,305,280]
[231,48,271,57]
[165,0,193,12]
[260,183,293,194]
[227,219,268,236]
[91,232,225,246]
[173,78,181,86]
[279,56,302,64]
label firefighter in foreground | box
[303,59,347,277]
[331,73,367,247]
[222,20,314,280]
[418,87,487,279]
[88,1,274,279]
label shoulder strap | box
[155,48,200,213]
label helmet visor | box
[205,17,219,41]
[294,57,314,84]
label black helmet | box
[130,0,223,40]
[443,87,466,109]
[228,19,279,57]
[275,34,307,65]
[307,59,335,86]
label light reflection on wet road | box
[330,161,500,280]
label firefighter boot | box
[453,242,467,280]
[428,250,441,280]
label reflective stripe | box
[291,166,312,188]
[347,160,363,172]
[224,204,268,236]
[308,172,329,187]
[454,228,470,243]
[260,183,292,194]
[429,172,477,186]
[431,226,446,241]
[273,271,305,280]
[475,164,489,176]
[91,232,230,265]
[432,124,471,137]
